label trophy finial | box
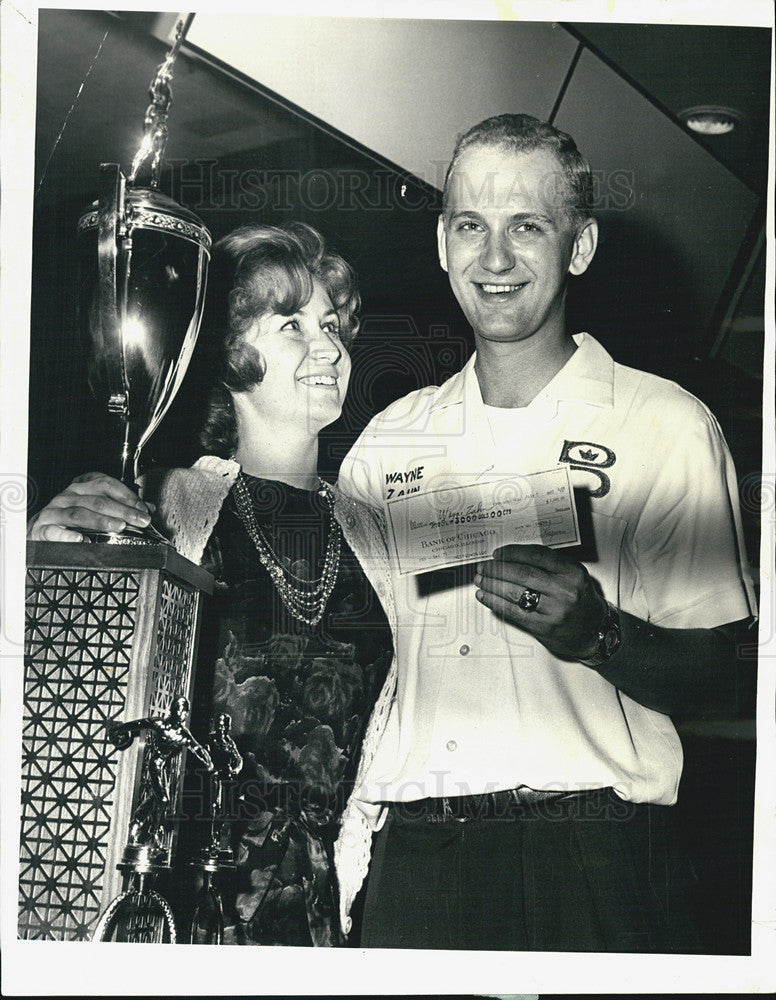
[128,13,195,187]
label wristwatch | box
[579,601,621,668]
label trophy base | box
[84,522,171,546]
[190,847,236,873]
[118,843,171,874]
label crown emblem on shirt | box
[578,448,599,461]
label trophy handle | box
[132,255,208,483]
[97,163,133,486]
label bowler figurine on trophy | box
[107,695,214,867]
[204,713,243,861]
[189,714,243,944]
[94,695,214,943]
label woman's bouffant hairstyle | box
[198,222,360,457]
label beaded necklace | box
[230,472,342,627]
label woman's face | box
[241,279,351,435]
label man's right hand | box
[27,472,155,542]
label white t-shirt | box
[338,334,755,806]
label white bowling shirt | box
[339,334,755,807]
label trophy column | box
[18,541,213,941]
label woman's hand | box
[27,472,155,543]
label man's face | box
[438,144,597,348]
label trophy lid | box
[77,182,211,253]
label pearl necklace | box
[231,472,342,627]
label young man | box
[335,114,756,951]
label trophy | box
[76,14,211,544]
[189,713,243,944]
[93,695,214,943]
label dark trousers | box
[360,789,701,952]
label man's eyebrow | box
[448,209,558,227]
[448,209,483,220]
[508,211,557,226]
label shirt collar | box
[428,332,614,414]
[428,353,475,412]
[541,333,614,409]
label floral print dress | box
[194,474,392,946]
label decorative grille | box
[143,578,199,857]
[19,567,139,940]
[148,579,197,717]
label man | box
[335,114,756,951]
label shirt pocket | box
[571,508,628,607]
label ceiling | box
[566,22,771,194]
[34,12,771,207]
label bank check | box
[385,467,580,576]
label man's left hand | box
[474,544,605,661]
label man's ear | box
[437,214,449,272]
[568,217,598,276]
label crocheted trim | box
[141,456,239,564]
[330,486,397,936]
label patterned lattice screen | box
[19,566,139,940]
[148,579,198,717]
[141,577,200,858]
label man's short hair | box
[442,113,594,226]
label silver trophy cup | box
[76,168,211,543]
[74,15,210,544]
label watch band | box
[579,601,622,668]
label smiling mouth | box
[477,282,527,295]
[297,374,338,386]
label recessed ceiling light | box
[678,106,742,135]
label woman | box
[28,223,396,946]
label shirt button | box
[446,740,458,752]
[459,644,470,656]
